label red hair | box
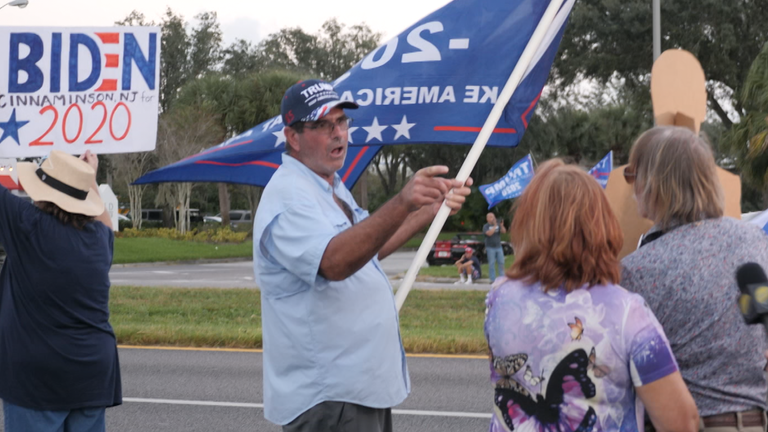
[506,159,623,292]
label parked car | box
[139,209,163,222]
[204,210,252,228]
[426,232,513,266]
[133,209,202,223]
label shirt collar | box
[281,153,342,194]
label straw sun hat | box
[17,150,104,217]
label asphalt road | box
[109,251,493,290]
[0,348,493,432]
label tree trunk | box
[128,184,144,229]
[174,183,192,234]
[356,171,368,209]
[218,182,231,226]
[162,202,175,228]
[247,186,262,239]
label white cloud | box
[221,17,262,46]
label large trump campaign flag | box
[135,0,575,188]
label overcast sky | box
[0,0,452,46]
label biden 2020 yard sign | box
[0,27,161,157]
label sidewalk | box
[390,274,493,291]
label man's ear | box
[284,126,300,154]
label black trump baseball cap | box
[280,79,358,127]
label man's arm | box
[484,224,495,237]
[319,166,470,281]
[377,177,473,260]
[377,206,434,260]
[499,220,506,234]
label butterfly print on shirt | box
[568,317,584,341]
[493,353,530,395]
[524,365,546,387]
[494,348,597,432]
[588,347,611,378]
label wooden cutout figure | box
[605,49,742,259]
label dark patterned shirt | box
[622,217,768,416]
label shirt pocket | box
[353,207,369,224]
[328,212,352,234]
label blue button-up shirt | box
[253,154,410,425]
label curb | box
[112,257,253,268]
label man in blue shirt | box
[254,79,473,431]
[482,212,506,281]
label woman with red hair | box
[485,159,698,432]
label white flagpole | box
[395,0,567,312]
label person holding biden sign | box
[0,150,121,432]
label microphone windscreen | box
[736,263,768,295]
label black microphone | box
[736,262,768,333]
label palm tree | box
[725,42,768,199]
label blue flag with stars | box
[136,0,575,188]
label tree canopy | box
[554,0,768,127]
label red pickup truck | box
[426,233,513,266]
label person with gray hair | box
[621,126,768,431]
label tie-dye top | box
[484,277,678,432]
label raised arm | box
[378,176,471,260]
[319,166,471,280]
[79,151,112,230]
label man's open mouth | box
[330,145,345,157]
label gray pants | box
[283,401,392,432]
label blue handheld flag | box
[588,151,613,189]
[479,154,535,208]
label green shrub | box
[117,226,248,243]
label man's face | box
[486,213,496,224]
[466,249,473,257]
[285,107,349,184]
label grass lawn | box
[418,255,515,279]
[113,238,252,264]
[110,286,488,354]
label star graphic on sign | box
[347,126,359,144]
[0,109,30,146]
[363,117,388,143]
[392,115,416,140]
[273,129,286,148]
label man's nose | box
[332,122,346,139]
